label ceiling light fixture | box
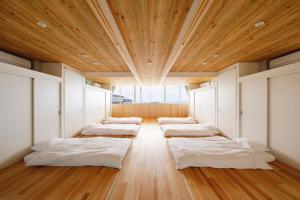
[212,54,219,58]
[254,21,265,28]
[36,21,47,28]
[93,62,100,65]
[203,62,207,65]
[147,61,152,65]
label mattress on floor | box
[24,137,132,169]
[102,117,142,124]
[168,136,275,169]
[157,117,196,125]
[81,124,139,136]
[161,124,220,137]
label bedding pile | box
[102,117,142,124]
[161,124,220,137]
[157,117,196,125]
[24,137,132,169]
[81,124,139,136]
[168,136,275,169]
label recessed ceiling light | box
[93,62,100,65]
[254,21,265,28]
[81,54,88,57]
[36,21,47,28]
[147,61,152,65]
[212,54,219,58]
[203,62,207,65]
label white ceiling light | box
[202,62,207,65]
[254,21,265,28]
[93,62,100,65]
[212,54,219,58]
[81,54,88,57]
[36,21,47,28]
[147,61,152,65]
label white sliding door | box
[34,78,61,143]
[269,72,300,168]
[240,77,267,145]
[0,72,32,168]
[64,69,84,138]
[217,68,237,138]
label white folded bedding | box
[161,124,220,137]
[81,124,139,136]
[24,137,132,169]
[168,136,275,169]
[102,117,142,124]
[157,117,196,125]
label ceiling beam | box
[167,72,217,77]
[84,72,133,77]
[158,0,213,84]
[86,0,141,84]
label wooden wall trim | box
[112,103,188,118]
[87,0,142,84]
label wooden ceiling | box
[107,0,193,84]
[0,0,300,84]
[171,0,300,72]
[0,0,129,72]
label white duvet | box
[168,136,275,169]
[24,137,132,169]
[81,124,139,136]
[102,117,142,124]
[157,117,196,125]
[161,124,220,137]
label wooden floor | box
[0,120,299,200]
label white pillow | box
[234,138,270,152]
[31,138,64,151]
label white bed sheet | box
[24,137,132,169]
[157,117,196,125]
[81,124,139,136]
[161,124,220,137]
[102,117,142,124]
[168,136,275,169]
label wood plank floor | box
[0,119,299,200]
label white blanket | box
[161,124,220,137]
[81,124,139,136]
[157,117,196,125]
[24,137,132,169]
[102,117,142,124]
[168,136,275,169]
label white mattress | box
[81,124,139,136]
[24,137,132,169]
[102,117,142,124]
[157,117,196,125]
[168,136,275,169]
[161,124,220,137]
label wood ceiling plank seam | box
[87,0,142,85]
[158,0,212,84]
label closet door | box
[105,91,111,118]
[240,77,267,145]
[34,78,60,143]
[64,69,84,138]
[217,68,237,138]
[0,72,32,168]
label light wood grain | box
[0,0,129,72]
[172,0,300,72]
[112,103,188,118]
[107,0,193,84]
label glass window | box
[180,86,188,103]
[140,86,150,103]
[149,86,164,103]
[112,86,134,104]
[165,85,180,103]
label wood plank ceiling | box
[0,0,300,84]
[171,0,300,72]
[0,0,129,72]
[107,0,194,84]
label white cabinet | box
[33,78,61,143]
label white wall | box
[105,91,112,118]
[84,85,106,126]
[194,86,216,125]
[0,72,32,169]
[217,67,237,138]
[269,72,300,169]
[188,91,195,118]
[64,68,84,138]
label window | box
[112,85,188,104]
